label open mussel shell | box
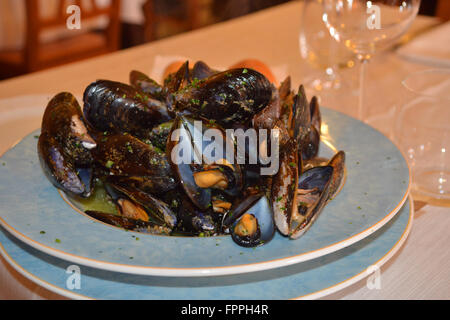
[164,61,191,93]
[225,193,275,248]
[175,194,221,236]
[289,165,333,239]
[105,178,177,229]
[170,68,273,128]
[129,70,165,101]
[191,61,219,80]
[166,116,243,210]
[327,151,346,199]
[85,210,172,235]
[83,80,171,138]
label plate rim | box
[0,108,412,277]
[0,197,414,300]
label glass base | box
[411,169,450,207]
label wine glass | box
[321,0,421,121]
[299,0,356,93]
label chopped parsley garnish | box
[55,239,61,243]
[105,160,114,169]
[40,231,46,234]
[242,68,248,74]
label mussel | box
[85,210,172,234]
[130,70,165,101]
[167,116,243,210]
[175,194,221,235]
[38,92,96,197]
[224,193,275,247]
[92,133,177,195]
[105,179,177,229]
[271,148,345,239]
[83,80,171,138]
[168,67,273,127]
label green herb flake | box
[135,237,140,241]
[40,231,46,234]
[357,206,362,210]
[289,162,296,168]
[34,135,40,139]
[55,239,61,243]
[276,196,283,202]
[242,68,248,74]
[105,160,114,169]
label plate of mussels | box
[0,60,410,277]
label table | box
[0,0,449,300]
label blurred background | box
[0,0,448,81]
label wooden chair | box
[142,0,206,42]
[436,0,450,21]
[0,0,121,80]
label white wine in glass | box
[321,0,421,121]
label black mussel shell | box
[271,139,300,236]
[38,133,92,197]
[191,61,219,80]
[41,92,96,166]
[170,68,272,127]
[92,133,177,194]
[227,193,275,247]
[38,93,96,197]
[166,116,243,210]
[130,70,165,101]
[83,80,171,137]
[85,210,172,235]
[290,165,333,239]
[163,61,190,93]
[145,120,174,152]
[175,195,221,235]
[327,151,346,199]
[105,179,177,229]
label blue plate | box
[0,198,413,299]
[0,108,410,277]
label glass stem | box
[358,57,369,122]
